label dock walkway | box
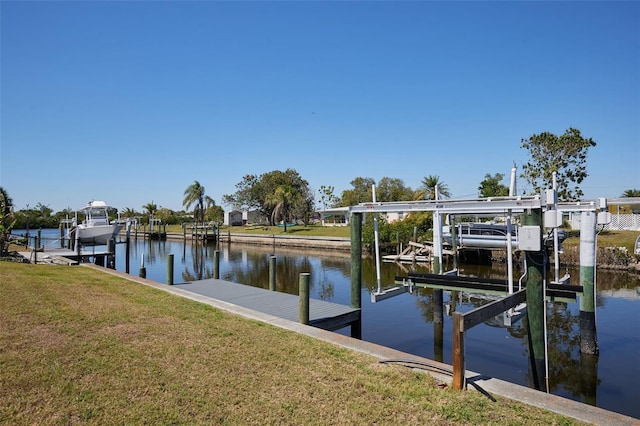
[174,279,360,332]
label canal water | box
[14,230,640,419]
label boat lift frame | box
[349,191,627,390]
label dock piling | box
[139,254,146,278]
[522,208,547,392]
[269,256,276,291]
[299,273,310,325]
[579,210,599,355]
[213,250,220,279]
[350,212,363,339]
[167,253,174,285]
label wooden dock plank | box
[174,279,359,330]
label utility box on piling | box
[518,226,541,251]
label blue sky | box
[1,1,638,213]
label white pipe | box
[509,165,517,196]
[372,184,382,294]
[506,167,516,295]
[433,185,443,274]
[553,172,560,284]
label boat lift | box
[354,182,611,308]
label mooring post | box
[36,229,41,251]
[139,254,146,279]
[59,225,64,248]
[269,255,277,291]
[579,210,599,355]
[107,238,116,269]
[522,207,547,392]
[213,250,220,279]
[432,211,445,360]
[452,311,465,390]
[125,235,130,274]
[167,253,174,285]
[299,272,310,325]
[182,223,186,240]
[350,212,363,339]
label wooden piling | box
[167,253,174,285]
[269,256,276,291]
[125,234,130,274]
[579,211,599,355]
[452,312,465,390]
[522,208,547,392]
[107,238,116,269]
[213,250,220,279]
[299,272,310,325]
[139,254,146,279]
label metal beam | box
[348,195,623,216]
[349,196,542,215]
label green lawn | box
[0,262,581,425]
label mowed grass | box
[561,229,639,252]
[0,262,581,425]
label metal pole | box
[451,216,458,271]
[553,172,560,284]
[432,211,442,274]
[372,184,382,294]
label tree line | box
[2,128,639,246]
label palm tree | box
[121,207,138,218]
[264,185,295,231]
[183,181,215,224]
[142,201,157,217]
[0,187,14,255]
[621,189,640,198]
[414,175,451,200]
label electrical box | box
[597,211,612,225]
[543,210,561,228]
[543,189,557,206]
[519,226,541,251]
[598,197,607,210]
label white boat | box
[443,222,519,249]
[443,222,565,250]
[635,235,640,261]
[74,201,123,245]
